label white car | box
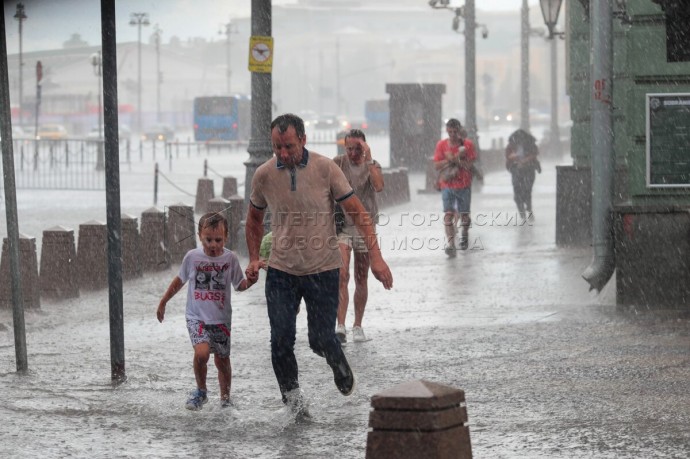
[86,124,132,141]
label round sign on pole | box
[36,61,43,83]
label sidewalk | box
[1,147,689,458]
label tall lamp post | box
[14,3,27,126]
[153,25,162,122]
[430,0,488,144]
[91,51,103,139]
[91,51,104,170]
[129,12,149,136]
[220,20,237,95]
[539,0,564,156]
[521,0,547,132]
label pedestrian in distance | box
[245,113,393,418]
[156,212,258,411]
[505,128,541,222]
[433,118,477,257]
[333,129,384,344]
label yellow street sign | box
[248,36,274,73]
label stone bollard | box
[77,220,108,290]
[206,197,232,249]
[195,177,215,214]
[226,195,245,251]
[40,226,79,300]
[366,380,472,459]
[419,158,440,195]
[121,213,142,280]
[397,167,410,203]
[140,207,169,272]
[0,233,41,309]
[167,202,196,264]
[221,176,238,198]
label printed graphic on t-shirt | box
[193,261,229,305]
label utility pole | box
[221,21,237,95]
[129,12,149,135]
[520,0,530,131]
[14,3,27,127]
[550,36,561,155]
[464,0,477,143]
[154,24,162,122]
[245,0,272,206]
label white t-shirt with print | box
[178,247,244,324]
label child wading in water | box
[157,212,257,410]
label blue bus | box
[193,95,250,141]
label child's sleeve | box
[229,254,245,291]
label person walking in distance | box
[156,212,258,410]
[433,118,477,257]
[245,114,393,417]
[333,129,384,343]
[505,128,541,222]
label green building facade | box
[558,0,690,306]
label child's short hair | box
[198,212,229,236]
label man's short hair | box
[271,113,306,139]
[446,118,462,130]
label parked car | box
[340,117,369,133]
[141,123,174,142]
[297,110,319,128]
[86,124,132,141]
[491,108,516,125]
[36,124,68,140]
[0,126,30,141]
[314,114,341,130]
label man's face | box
[271,125,306,168]
[345,137,364,164]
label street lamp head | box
[14,3,27,20]
[539,0,564,39]
[452,15,460,32]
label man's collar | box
[276,148,309,169]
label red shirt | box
[433,138,477,189]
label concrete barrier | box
[0,233,41,309]
[39,226,79,300]
[379,168,411,209]
[226,195,245,251]
[121,213,142,280]
[366,380,472,459]
[76,220,108,290]
[167,203,196,264]
[195,177,215,214]
[140,207,169,272]
[221,176,238,198]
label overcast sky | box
[4,0,547,53]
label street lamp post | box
[91,51,104,170]
[153,25,162,122]
[129,12,149,136]
[430,0,488,145]
[14,3,27,127]
[220,20,237,95]
[539,0,564,156]
[521,0,547,132]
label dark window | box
[665,1,690,62]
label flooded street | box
[1,139,689,458]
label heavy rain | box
[1,1,689,458]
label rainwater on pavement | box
[1,135,689,458]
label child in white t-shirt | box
[157,212,257,410]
